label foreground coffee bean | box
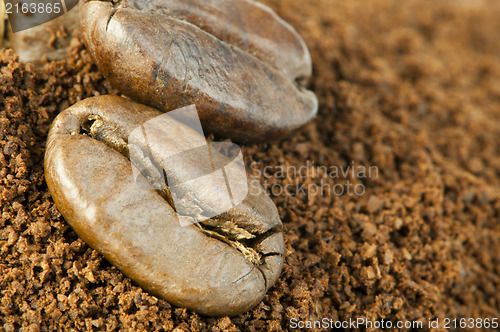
[44,95,284,316]
[80,0,318,143]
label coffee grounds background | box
[1,0,499,330]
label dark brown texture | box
[0,1,4,47]
[1,0,500,330]
[44,95,284,316]
[120,0,312,83]
[80,0,318,143]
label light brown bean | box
[45,95,285,316]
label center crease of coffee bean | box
[81,114,281,266]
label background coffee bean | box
[120,0,312,83]
[44,95,285,316]
[80,0,318,143]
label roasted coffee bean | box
[118,0,312,83]
[80,0,318,143]
[44,95,285,316]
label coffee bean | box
[44,95,285,316]
[120,0,312,83]
[80,0,318,143]
[0,2,4,47]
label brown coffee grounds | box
[1,0,499,331]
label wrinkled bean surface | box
[44,95,285,316]
[80,0,318,143]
